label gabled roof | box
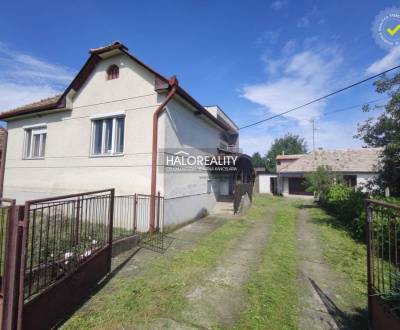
[0,95,63,119]
[278,148,382,173]
[0,41,237,133]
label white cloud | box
[282,40,297,54]
[270,0,288,10]
[242,46,343,125]
[297,16,310,28]
[366,47,400,75]
[0,82,60,112]
[296,7,324,28]
[237,43,369,154]
[256,30,281,46]
[0,42,74,111]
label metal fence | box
[113,193,164,236]
[114,193,167,253]
[113,195,137,241]
[0,189,166,330]
[23,190,114,301]
[0,201,12,291]
[366,199,400,328]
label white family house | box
[276,148,381,197]
[0,41,254,228]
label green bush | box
[321,184,367,240]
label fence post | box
[2,202,23,330]
[75,196,81,246]
[16,204,28,330]
[366,201,373,329]
[133,193,137,234]
[107,189,115,272]
[156,191,160,231]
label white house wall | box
[160,98,222,226]
[3,51,233,229]
[258,174,276,193]
[278,172,378,197]
[4,53,163,202]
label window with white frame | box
[24,126,47,159]
[91,115,125,155]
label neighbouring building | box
[276,148,382,197]
[0,41,254,227]
[254,167,277,194]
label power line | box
[321,97,388,117]
[239,64,400,130]
[308,97,388,149]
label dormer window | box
[106,65,119,80]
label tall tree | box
[265,134,307,173]
[355,72,400,196]
[251,152,265,168]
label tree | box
[304,166,343,199]
[355,72,400,196]
[265,134,307,173]
[251,152,265,168]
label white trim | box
[22,123,47,129]
[90,116,125,156]
[23,126,47,159]
[90,111,125,120]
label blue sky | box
[0,0,399,155]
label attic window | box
[106,65,119,80]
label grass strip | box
[235,198,300,330]
[309,206,368,327]
[63,195,269,329]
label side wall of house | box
[259,174,276,193]
[160,98,222,227]
[4,53,163,203]
[279,172,378,197]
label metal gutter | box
[149,76,178,232]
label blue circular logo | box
[372,7,400,50]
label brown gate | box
[0,198,20,330]
[1,189,114,330]
[366,199,400,329]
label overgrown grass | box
[309,206,368,326]
[235,198,300,330]
[63,195,270,329]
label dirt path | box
[111,215,229,278]
[297,207,346,330]
[62,215,230,324]
[158,208,276,329]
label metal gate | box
[366,199,400,329]
[0,198,20,330]
[1,189,114,330]
[0,189,168,329]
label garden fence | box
[0,189,165,330]
[366,199,400,329]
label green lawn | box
[235,198,301,330]
[63,195,272,329]
[309,206,368,327]
[63,196,368,329]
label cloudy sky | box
[0,1,398,155]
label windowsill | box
[22,157,45,160]
[89,153,124,158]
